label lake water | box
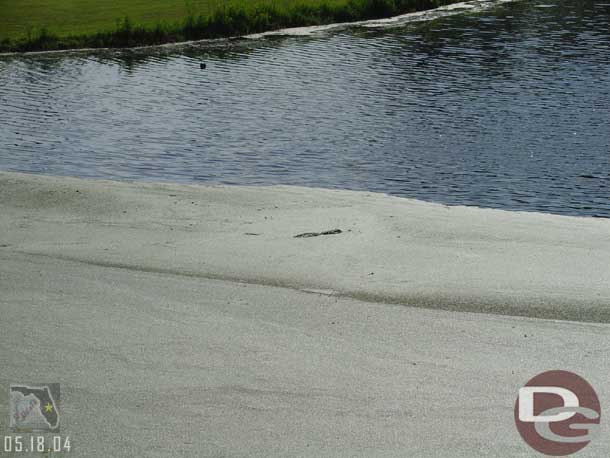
[0,0,608,217]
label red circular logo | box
[514,370,601,456]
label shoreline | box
[0,0,492,55]
[2,170,609,323]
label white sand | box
[1,171,609,321]
[1,171,609,457]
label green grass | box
[0,0,459,52]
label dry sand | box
[1,171,609,457]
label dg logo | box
[514,370,601,456]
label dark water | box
[0,0,609,217]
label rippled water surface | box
[1,0,609,216]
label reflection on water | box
[0,0,608,217]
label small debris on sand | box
[294,229,342,238]
[301,288,337,296]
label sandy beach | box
[1,171,610,457]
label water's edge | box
[0,0,512,57]
[1,0,608,218]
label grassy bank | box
[0,0,459,53]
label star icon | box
[44,402,54,413]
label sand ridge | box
[1,171,609,322]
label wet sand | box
[1,171,609,457]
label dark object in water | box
[294,229,342,238]
[200,63,206,69]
